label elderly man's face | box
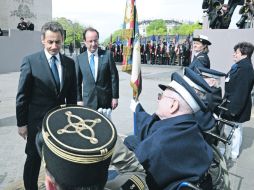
[156,89,176,119]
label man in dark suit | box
[16,21,77,190]
[76,27,119,110]
[17,17,27,30]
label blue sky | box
[52,0,241,41]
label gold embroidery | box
[57,111,101,144]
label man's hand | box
[111,99,118,110]
[18,126,28,140]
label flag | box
[122,0,142,99]
[122,0,135,72]
[131,33,142,99]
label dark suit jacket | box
[76,49,119,110]
[16,50,77,130]
[223,57,254,123]
[189,52,210,72]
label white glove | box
[106,109,112,120]
[97,108,112,120]
[97,108,103,114]
[130,99,139,112]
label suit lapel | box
[97,49,105,82]
[59,54,66,91]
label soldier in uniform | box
[189,35,211,72]
[125,73,213,190]
[150,43,156,65]
[36,105,148,190]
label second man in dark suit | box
[16,21,77,190]
[76,27,119,110]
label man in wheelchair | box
[125,73,213,190]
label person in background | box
[16,21,77,190]
[0,28,3,36]
[17,17,27,30]
[27,21,34,31]
[189,35,211,72]
[76,27,119,111]
[222,41,254,160]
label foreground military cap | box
[42,105,117,188]
[196,67,226,79]
[193,34,211,45]
[159,72,207,112]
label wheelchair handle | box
[203,131,228,144]
[216,118,238,128]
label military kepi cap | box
[193,34,211,45]
[159,72,207,112]
[183,67,212,93]
[196,67,226,79]
[42,105,117,188]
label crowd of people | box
[107,37,192,66]
[15,21,254,190]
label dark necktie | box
[89,54,95,79]
[51,56,60,91]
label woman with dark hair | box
[189,35,212,72]
[223,41,254,159]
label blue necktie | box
[90,54,95,79]
[51,56,60,91]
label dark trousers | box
[23,126,41,190]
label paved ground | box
[0,65,253,190]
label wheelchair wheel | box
[208,145,230,190]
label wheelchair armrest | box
[177,182,202,190]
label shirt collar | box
[87,49,98,58]
[44,49,60,62]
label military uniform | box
[125,72,213,190]
[134,104,213,190]
[189,52,210,71]
[37,105,147,190]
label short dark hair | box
[234,42,254,58]
[41,21,64,38]
[83,27,99,41]
[20,17,24,20]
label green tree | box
[170,22,202,35]
[54,17,85,48]
[146,19,167,37]
[103,29,125,46]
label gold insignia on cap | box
[57,111,100,144]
